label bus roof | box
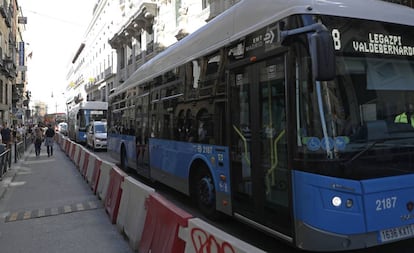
[113,0,414,96]
[81,101,108,109]
[71,101,108,111]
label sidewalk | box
[0,143,134,253]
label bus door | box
[229,56,292,238]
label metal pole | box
[14,140,17,163]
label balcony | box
[104,67,113,78]
[0,0,6,18]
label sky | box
[18,0,96,113]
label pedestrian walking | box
[1,123,11,149]
[34,126,43,156]
[45,124,55,157]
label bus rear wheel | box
[194,166,219,219]
[120,146,128,172]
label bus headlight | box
[332,196,342,207]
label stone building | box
[0,0,26,127]
[108,0,240,96]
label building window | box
[146,32,154,54]
[133,37,142,61]
[127,43,132,65]
[0,80,3,104]
[120,47,125,69]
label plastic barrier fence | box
[116,176,155,250]
[57,133,266,253]
[96,160,113,201]
[104,166,127,224]
[85,153,98,183]
[81,152,90,177]
[182,218,267,253]
[90,158,102,194]
[138,192,192,253]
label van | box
[86,121,107,150]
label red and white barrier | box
[90,158,102,194]
[182,218,266,253]
[65,140,72,155]
[96,160,113,201]
[69,142,77,161]
[116,176,155,250]
[77,148,87,172]
[104,166,127,224]
[85,153,98,183]
[73,145,82,167]
[138,192,192,253]
[81,152,90,177]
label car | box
[58,122,68,136]
[86,121,107,151]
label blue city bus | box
[108,0,414,251]
[68,101,108,143]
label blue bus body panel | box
[293,170,414,235]
[149,138,231,194]
[77,131,86,142]
[292,170,365,234]
[363,175,414,232]
[108,133,136,164]
[150,139,195,178]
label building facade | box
[65,0,240,107]
[0,0,27,127]
[108,0,239,95]
[65,0,124,113]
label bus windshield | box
[296,16,414,179]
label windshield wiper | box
[340,140,382,170]
[340,136,414,172]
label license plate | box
[379,224,414,242]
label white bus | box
[68,101,108,143]
[108,0,414,251]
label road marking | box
[23,211,31,220]
[4,200,102,222]
[64,205,72,213]
[76,203,84,211]
[38,209,45,217]
[8,212,18,222]
[51,207,59,215]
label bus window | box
[185,109,196,142]
[196,108,212,144]
[176,109,185,141]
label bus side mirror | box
[309,30,336,81]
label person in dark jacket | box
[1,123,11,149]
[34,126,43,156]
[45,124,56,157]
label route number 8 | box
[332,29,341,50]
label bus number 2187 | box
[376,197,397,211]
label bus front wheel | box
[194,166,219,219]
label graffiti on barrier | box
[191,228,236,253]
